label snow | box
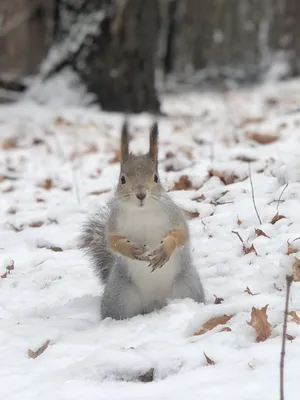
[1,77,300,400]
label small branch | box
[248,163,262,225]
[280,274,293,400]
[231,230,244,244]
[277,183,289,211]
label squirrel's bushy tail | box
[78,207,114,283]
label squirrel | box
[79,121,205,320]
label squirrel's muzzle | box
[136,192,146,201]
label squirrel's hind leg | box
[172,268,205,304]
[100,265,143,320]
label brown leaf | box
[54,116,72,126]
[47,246,63,252]
[271,212,286,225]
[172,175,193,191]
[1,272,7,279]
[2,137,18,149]
[288,311,300,324]
[193,194,206,201]
[243,244,258,255]
[7,261,15,271]
[246,132,279,144]
[28,340,50,359]
[29,221,44,228]
[286,334,295,341]
[220,327,231,332]
[39,179,54,191]
[194,315,233,336]
[247,305,272,343]
[203,352,215,366]
[255,229,270,238]
[214,296,224,304]
[237,217,242,226]
[88,189,111,196]
[165,151,175,159]
[244,286,258,296]
[183,209,200,219]
[240,117,265,127]
[208,169,238,185]
[287,241,298,255]
[292,257,300,282]
[235,155,257,163]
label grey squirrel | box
[79,121,205,320]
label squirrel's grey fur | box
[79,121,205,320]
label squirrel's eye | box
[121,175,126,185]
[154,173,158,183]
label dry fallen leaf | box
[247,305,271,343]
[29,221,44,228]
[286,334,295,341]
[246,132,279,144]
[271,212,286,225]
[194,315,233,336]
[235,155,257,163]
[243,244,258,256]
[292,257,300,282]
[39,178,54,191]
[244,287,258,296]
[28,340,50,359]
[193,194,206,202]
[203,352,215,366]
[88,189,111,196]
[214,296,224,304]
[2,137,18,149]
[183,209,200,219]
[237,217,242,226]
[165,151,175,159]
[1,272,7,279]
[255,229,270,238]
[220,327,231,332]
[287,241,298,255]
[208,169,238,185]
[172,175,193,191]
[288,311,300,324]
[239,116,265,127]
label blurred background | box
[1,0,300,112]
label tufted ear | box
[149,121,158,167]
[120,120,129,163]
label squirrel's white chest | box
[117,207,170,248]
[116,206,178,299]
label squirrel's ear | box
[120,120,129,163]
[149,121,158,166]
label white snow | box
[1,77,300,400]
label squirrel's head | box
[116,121,163,208]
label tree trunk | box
[78,0,160,113]
[0,0,55,79]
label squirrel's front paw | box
[120,240,150,261]
[147,239,174,271]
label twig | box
[248,163,262,225]
[277,183,288,211]
[280,274,293,400]
[231,230,244,244]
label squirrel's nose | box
[136,193,146,201]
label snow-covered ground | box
[1,78,300,399]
